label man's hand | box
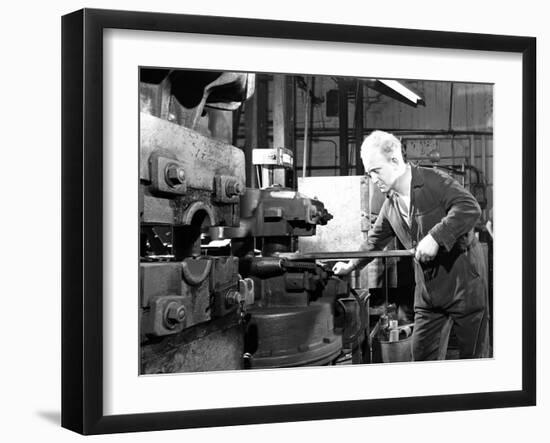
[332,261,355,276]
[415,234,439,263]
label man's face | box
[363,150,401,193]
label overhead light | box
[378,79,424,105]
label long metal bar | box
[307,77,315,176]
[384,257,389,312]
[293,128,494,137]
[355,81,364,175]
[288,76,297,189]
[338,80,349,176]
[302,77,310,178]
[244,75,268,188]
[277,249,415,260]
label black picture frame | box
[61,8,536,435]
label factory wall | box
[245,75,493,220]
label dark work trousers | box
[412,240,491,360]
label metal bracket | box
[149,152,187,196]
[252,147,293,168]
[181,258,212,286]
[143,295,187,337]
[213,175,245,203]
[225,278,255,308]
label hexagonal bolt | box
[225,290,242,307]
[165,164,186,187]
[225,179,243,197]
[165,302,186,325]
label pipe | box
[307,77,315,176]
[481,135,487,221]
[302,77,310,178]
[469,135,475,189]
[276,249,415,260]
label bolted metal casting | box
[225,179,243,197]
[213,175,245,203]
[165,164,186,187]
[164,301,186,327]
[225,278,255,307]
[225,290,242,307]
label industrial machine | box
[139,69,365,373]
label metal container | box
[371,322,414,363]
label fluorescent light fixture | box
[378,79,424,105]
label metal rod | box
[384,257,389,310]
[307,77,315,176]
[448,82,454,131]
[338,80,349,176]
[302,77,310,178]
[481,134,487,221]
[293,128,494,137]
[355,81,364,175]
[469,135,475,190]
[276,249,415,260]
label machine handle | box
[276,249,415,261]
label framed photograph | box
[62,8,536,435]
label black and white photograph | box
[139,68,494,374]
[55,5,539,437]
[2,0,548,440]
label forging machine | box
[139,69,366,373]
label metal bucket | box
[372,323,414,363]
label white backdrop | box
[0,1,546,442]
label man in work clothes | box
[333,131,490,360]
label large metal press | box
[138,70,389,373]
[138,68,480,373]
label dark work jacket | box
[355,164,485,310]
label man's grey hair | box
[361,130,403,162]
